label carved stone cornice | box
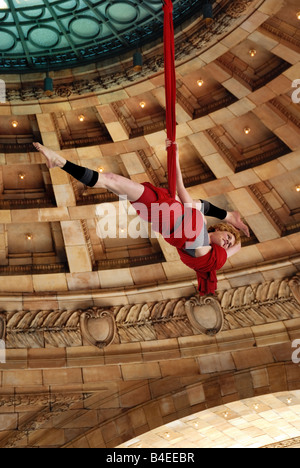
[289,274,300,305]
[263,436,300,449]
[0,196,54,210]
[1,274,300,349]
[268,98,300,131]
[249,184,300,237]
[0,263,67,276]
[1,392,91,449]
[96,252,165,271]
[249,184,285,234]
[260,17,300,51]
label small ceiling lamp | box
[244,127,251,135]
[25,233,33,241]
[249,49,257,57]
[98,166,104,173]
[44,71,54,97]
[197,79,204,87]
[139,101,146,109]
[297,12,300,20]
[18,173,26,180]
[203,2,214,27]
[78,115,85,122]
[133,50,143,72]
[296,185,300,192]
[11,120,18,128]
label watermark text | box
[0,79,6,104]
[0,339,6,364]
[292,79,300,104]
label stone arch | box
[62,359,299,448]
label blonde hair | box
[208,222,241,245]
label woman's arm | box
[196,241,241,259]
[165,140,249,238]
[226,241,241,258]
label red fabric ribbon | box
[163,0,177,199]
[178,245,228,296]
[162,1,227,296]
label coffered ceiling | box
[0,0,298,285]
[0,0,299,449]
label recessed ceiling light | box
[25,233,33,241]
[98,167,104,173]
[249,49,257,57]
[197,79,204,87]
[297,12,300,20]
[18,173,26,180]
[244,127,251,135]
[296,185,300,192]
[12,120,18,128]
[139,102,146,109]
[78,115,85,122]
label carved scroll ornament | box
[80,307,116,349]
[0,314,5,341]
[185,296,224,336]
[289,274,300,305]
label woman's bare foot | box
[33,142,66,169]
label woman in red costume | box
[33,142,249,295]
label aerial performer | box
[32,141,248,296]
[33,0,249,296]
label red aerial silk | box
[178,245,227,296]
[160,1,228,295]
[163,0,177,199]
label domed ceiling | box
[0,0,208,73]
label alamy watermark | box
[292,340,300,365]
[292,79,300,104]
[0,339,6,364]
[95,196,204,248]
[0,79,6,104]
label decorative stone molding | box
[289,274,300,305]
[1,274,300,349]
[249,184,285,234]
[2,392,91,449]
[80,307,116,348]
[226,0,252,18]
[263,436,300,449]
[185,296,224,336]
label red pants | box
[131,183,203,249]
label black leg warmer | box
[201,200,227,220]
[62,161,99,187]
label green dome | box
[0,0,208,73]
